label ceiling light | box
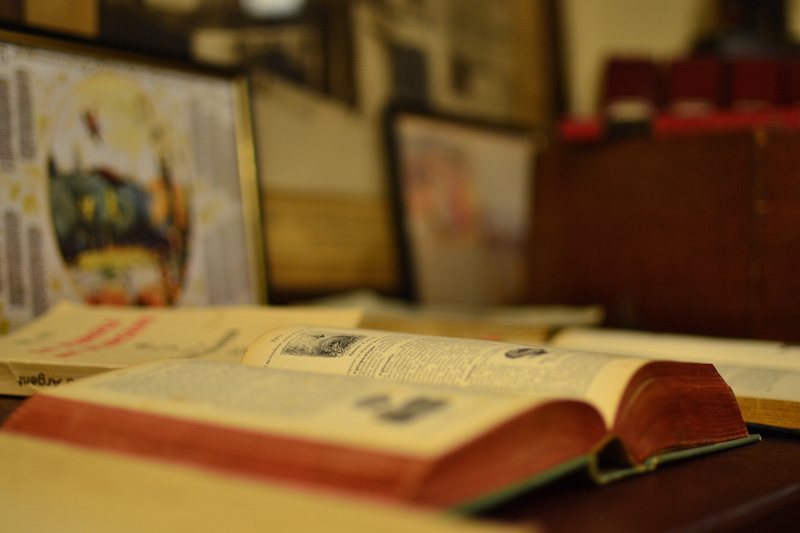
[239,0,307,18]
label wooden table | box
[480,431,800,532]
[3,394,799,532]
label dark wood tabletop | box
[480,431,800,533]
[3,393,799,533]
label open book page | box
[551,327,800,370]
[0,433,532,533]
[550,327,800,403]
[712,364,800,403]
[241,326,651,427]
[42,359,555,457]
[0,301,362,394]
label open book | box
[3,325,753,511]
[548,327,800,431]
[0,433,528,533]
[0,301,362,395]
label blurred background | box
[5,0,800,341]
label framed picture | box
[0,27,267,333]
[386,106,540,307]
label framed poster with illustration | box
[386,106,539,307]
[0,27,267,333]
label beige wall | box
[254,0,542,198]
[562,0,800,116]
[251,73,384,198]
[561,0,711,116]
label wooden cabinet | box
[529,130,800,342]
[754,131,800,341]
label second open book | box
[549,327,800,431]
[3,324,754,511]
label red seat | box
[729,58,786,109]
[667,56,724,115]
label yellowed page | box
[241,326,650,426]
[0,433,534,533]
[551,327,798,369]
[551,327,800,406]
[43,359,555,457]
[708,364,800,403]
[0,301,362,395]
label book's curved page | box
[28,358,554,457]
[242,325,650,426]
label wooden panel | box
[263,192,400,301]
[0,1,23,23]
[530,133,756,337]
[24,0,98,37]
[754,130,800,342]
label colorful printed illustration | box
[403,141,481,244]
[47,75,190,306]
[393,113,536,307]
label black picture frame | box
[385,105,540,307]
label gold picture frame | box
[0,27,267,332]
